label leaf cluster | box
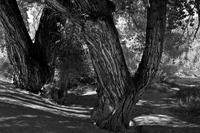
[167,0,196,31]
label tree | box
[4,0,200,132]
[0,0,59,93]
[46,0,167,132]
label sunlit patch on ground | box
[137,99,178,109]
[132,88,200,131]
[67,85,97,96]
[0,115,37,122]
[0,80,110,133]
[1,79,200,133]
[0,96,91,118]
[0,80,91,119]
[133,114,199,127]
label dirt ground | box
[0,78,200,133]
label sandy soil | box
[0,79,200,133]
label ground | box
[0,77,200,133]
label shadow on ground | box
[131,87,200,133]
[0,79,200,133]
[0,80,108,133]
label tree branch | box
[193,0,200,39]
[133,0,167,95]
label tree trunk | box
[0,0,59,93]
[46,0,167,132]
[83,0,167,131]
[83,17,132,131]
[133,0,167,96]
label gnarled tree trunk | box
[0,0,40,92]
[0,0,59,93]
[46,0,167,132]
[83,17,133,131]
[83,0,166,131]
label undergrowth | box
[175,86,200,115]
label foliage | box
[167,0,196,31]
[0,23,5,52]
[2,0,199,88]
[114,0,198,79]
[53,21,95,90]
[0,55,14,80]
[154,30,190,81]
[164,32,189,58]
[0,23,13,81]
[1,0,200,131]
[16,0,43,40]
[114,0,146,75]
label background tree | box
[0,0,60,93]
[0,0,94,95]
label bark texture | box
[0,0,38,92]
[0,0,59,93]
[83,17,132,131]
[46,0,167,132]
[1,0,167,132]
[81,0,166,131]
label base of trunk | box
[91,94,140,132]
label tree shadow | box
[1,79,200,133]
[131,88,200,133]
[0,80,110,133]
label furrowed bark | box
[0,0,58,93]
[46,0,167,132]
[84,0,166,131]
[133,0,167,97]
[0,0,38,92]
[83,17,132,131]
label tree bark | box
[83,17,132,131]
[0,0,58,93]
[82,0,166,131]
[45,0,167,132]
